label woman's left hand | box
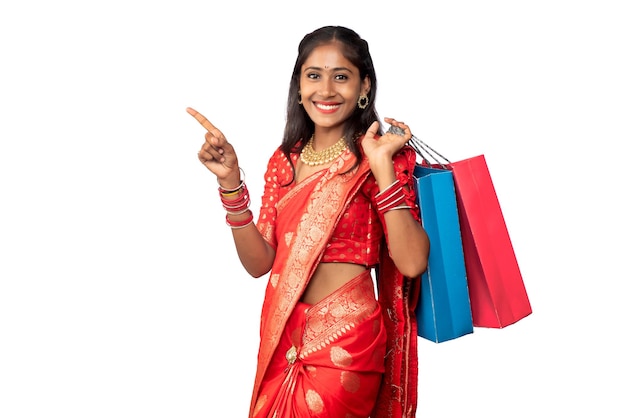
[361,117,412,164]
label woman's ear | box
[361,75,371,96]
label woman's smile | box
[313,101,341,113]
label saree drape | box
[253,271,387,417]
[250,147,420,417]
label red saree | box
[251,146,420,417]
[254,271,387,417]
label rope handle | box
[386,125,450,168]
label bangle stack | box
[374,180,412,215]
[218,170,254,229]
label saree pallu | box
[252,271,386,417]
[251,153,374,418]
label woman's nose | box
[318,78,334,98]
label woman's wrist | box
[374,177,414,215]
[218,179,241,191]
[217,167,244,191]
[371,171,397,191]
[218,167,254,229]
[368,158,396,188]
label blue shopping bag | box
[414,164,474,343]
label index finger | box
[186,107,218,133]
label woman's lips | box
[314,102,341,114]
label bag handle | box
[386,125,451,168]
[409,136,451,168]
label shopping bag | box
[409,136,532,328]
[448,155,532,328]
[413,164,474,342]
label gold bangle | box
[220,188,242,197]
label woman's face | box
[299,42,370,135]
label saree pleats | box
[252,271,386,418]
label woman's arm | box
[225,205,276,278]
[363,118,430,278]
[188,107,276,278]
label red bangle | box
[375,180,406,214]
[375,180,400,200]
[220,184,250,212]
[225,211,254,229]
[378,194,405,214]
[222,196,250,212]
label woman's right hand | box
[186,107,241,188]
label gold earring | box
[357,94,369,109]
[298,91,302,104]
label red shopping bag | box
[449,155,532,328]
[410,137,532,328]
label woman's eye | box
[306,73,320,80]
[335,74,348,81]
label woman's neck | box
[312,127,345,149]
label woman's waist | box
[301,262,371,305]
[297,269,384,361]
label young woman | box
[188,26,429,418]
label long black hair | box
[279,26,382,182]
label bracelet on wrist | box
[225,211,254,229]
[221,187,243,197]
[375,179,400,198]
[375,180,411,215]
[217,167,245,193]
[220,183,250,212]
[384,204,413,213]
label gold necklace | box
[299,136,348,166]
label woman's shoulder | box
[267,145,293,167]
[263,145,297,185]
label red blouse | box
[256,145,419,268]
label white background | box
[1,0,624,417]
